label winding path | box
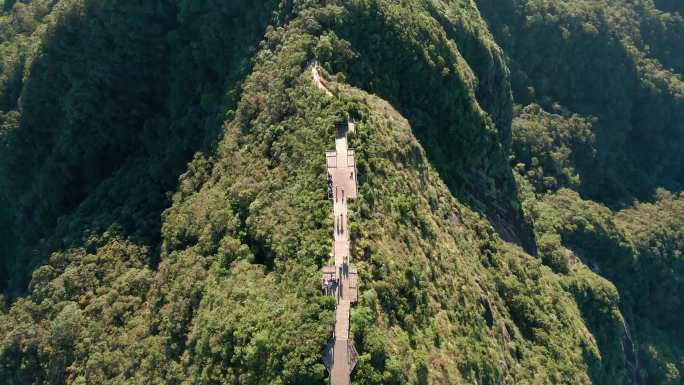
[312,63,333,97]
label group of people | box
[323,168,349,297]
[323,275,339,296]
[328,172,349,202]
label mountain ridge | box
[0,1,682,384]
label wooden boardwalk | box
[314,63,359,385]
[325,121,359,384]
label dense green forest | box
[0,0,682,384]
[477,0,684,204]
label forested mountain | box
[0,1,681,384]
[478,0,684,204]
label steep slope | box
[472,1,684,383]
[0,1,681,385]
[1,2,628,384]
[326,0,533,250]
[0,0,277,295]
[476,0,684,204]
[517,186,684,385]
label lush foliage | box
[515,185,684,385]
[326,0,534,250]
[0,0,278,295]
[488,1,684,382]
[477,0,684,204]
[512,104,597,192]
[0,0,682,384]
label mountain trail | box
[317,65,359,385]
[312,62,333,97]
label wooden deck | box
[321,117,359,385]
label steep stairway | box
[315,63,359,385]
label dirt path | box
[312,63,333,97]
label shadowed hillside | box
[0,1,682,384]
[475,0,684,383]
[476,0,684,204]
[0,0,277,295]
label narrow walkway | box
[314,63,359,385]
[326,121,359,385]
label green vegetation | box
[512,104,597,192]
[342,91,624,384]
[514,185,684,385]
[0,0,278,295]
[0,0,682,384]
[480,1,684,382]
[328,0,533,250]
[477,0,684,204]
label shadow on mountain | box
[328,2,536,253]
[654,0,684,15]
[476,0,684,206]
[0,0,277,297]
